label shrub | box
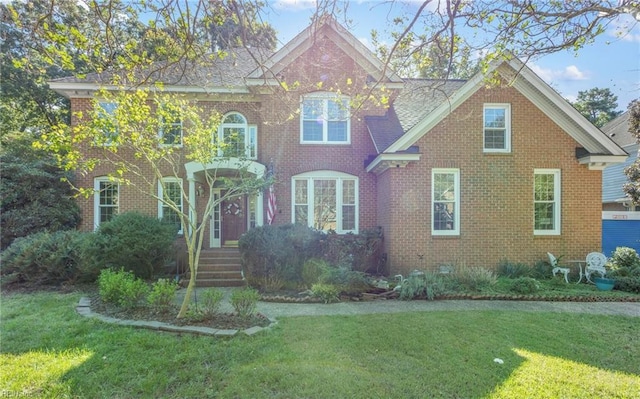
[311,283,340,303]
[452,265,497,292]
[0,230,90,286]
[530,260,553,280]
[613,276,640,294]
[398,271,448,301]
[239,224,326,291]
[607,247,640,277]
[98,268,148,309]
[319,266,371,296]
[302,258,330,288]
[323,228,384,274]
[230,288,260,317]
[83,212,177,279]
[200,288,225,316]
[510,277,541,294]
[0,152,81,250]
[147,278,179,311]
[497,260,531,278]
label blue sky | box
[263,0,640,112]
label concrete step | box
[195,279,246,288]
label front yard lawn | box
[2,291,639,398]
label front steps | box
[189,248,245,287]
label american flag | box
[267,184,277,225]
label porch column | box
[256,190,264,227]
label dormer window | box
[301,93,350,144]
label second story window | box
[483,104,511,153]
[301,93,350,144]
[217,112,256,159]
[97,102,118,145]
[159,111,183,146]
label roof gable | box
[246,16,403,87]
[385,57,626,158]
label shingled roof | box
[366,79,466,153]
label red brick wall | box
[378,86,603,275]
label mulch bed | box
[88,294,271,330]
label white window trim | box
[431,168,460,236]
[217,112,257,159]
[300,92,351,144]
[483,103,511,153]
[534,169,561,236]
[94,177,119,230]
[158,177,184,234]
[291,170,358,234]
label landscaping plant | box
[98,268,148,309]
[147,278,179,311]
[230,288,260,317]
[311,283,340,303]
[200,288,225,316]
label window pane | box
[433,202,455,231]
[303,99,323,120]
[484,129,505,149]
[534,203,555,230]
[223,113,245,124]
[294,179,307,204]
[328,99,348,120]
[303,121,323,141]
[314,180,336,231]
[99,181,118,224]
[342,180,355,204]
[327,121,347,141]
[222,127,245,157]
[534,174,555,201]
[295,205,308,225]
[485,108,505,128]
[342,205,355,230]
[434,173,455,201]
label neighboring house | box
[601,111,640,255]
[602,111,638,211]
[49,17,627,276]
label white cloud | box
[273,0,316,11]
[529,63,590,82]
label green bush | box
[302,258,330,288]
[607,247,640,277]
[311,283,340,303]
[613,276,640,294]
[497,260,531,278]
[98,268,148,309]
[200,288,224,316]
[452,266,497,292]
[84,212,177,279]
[323,228,384,274]
[230,288,260,317]
[239,224,325,291]
[0,152,81,250]
[530,260,553,280]
[398,271,447,301]
[319,266,371,296]
[510,277,541,294]
[0,230,92,286]
[147,278,179,311]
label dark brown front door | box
[222,194,246,245]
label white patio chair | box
[585,252,607,283]
[547,252,570,283]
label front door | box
[221,194,246,246]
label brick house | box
[50,17,627,277]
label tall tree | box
[572,88,623,128]
[624,99,640,205]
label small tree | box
[624,99,640,205]
[572,87,622,128]
[38,87,268,318]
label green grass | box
[1,291,639,398]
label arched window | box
[217,112,257,159]
[292,171,358,233]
